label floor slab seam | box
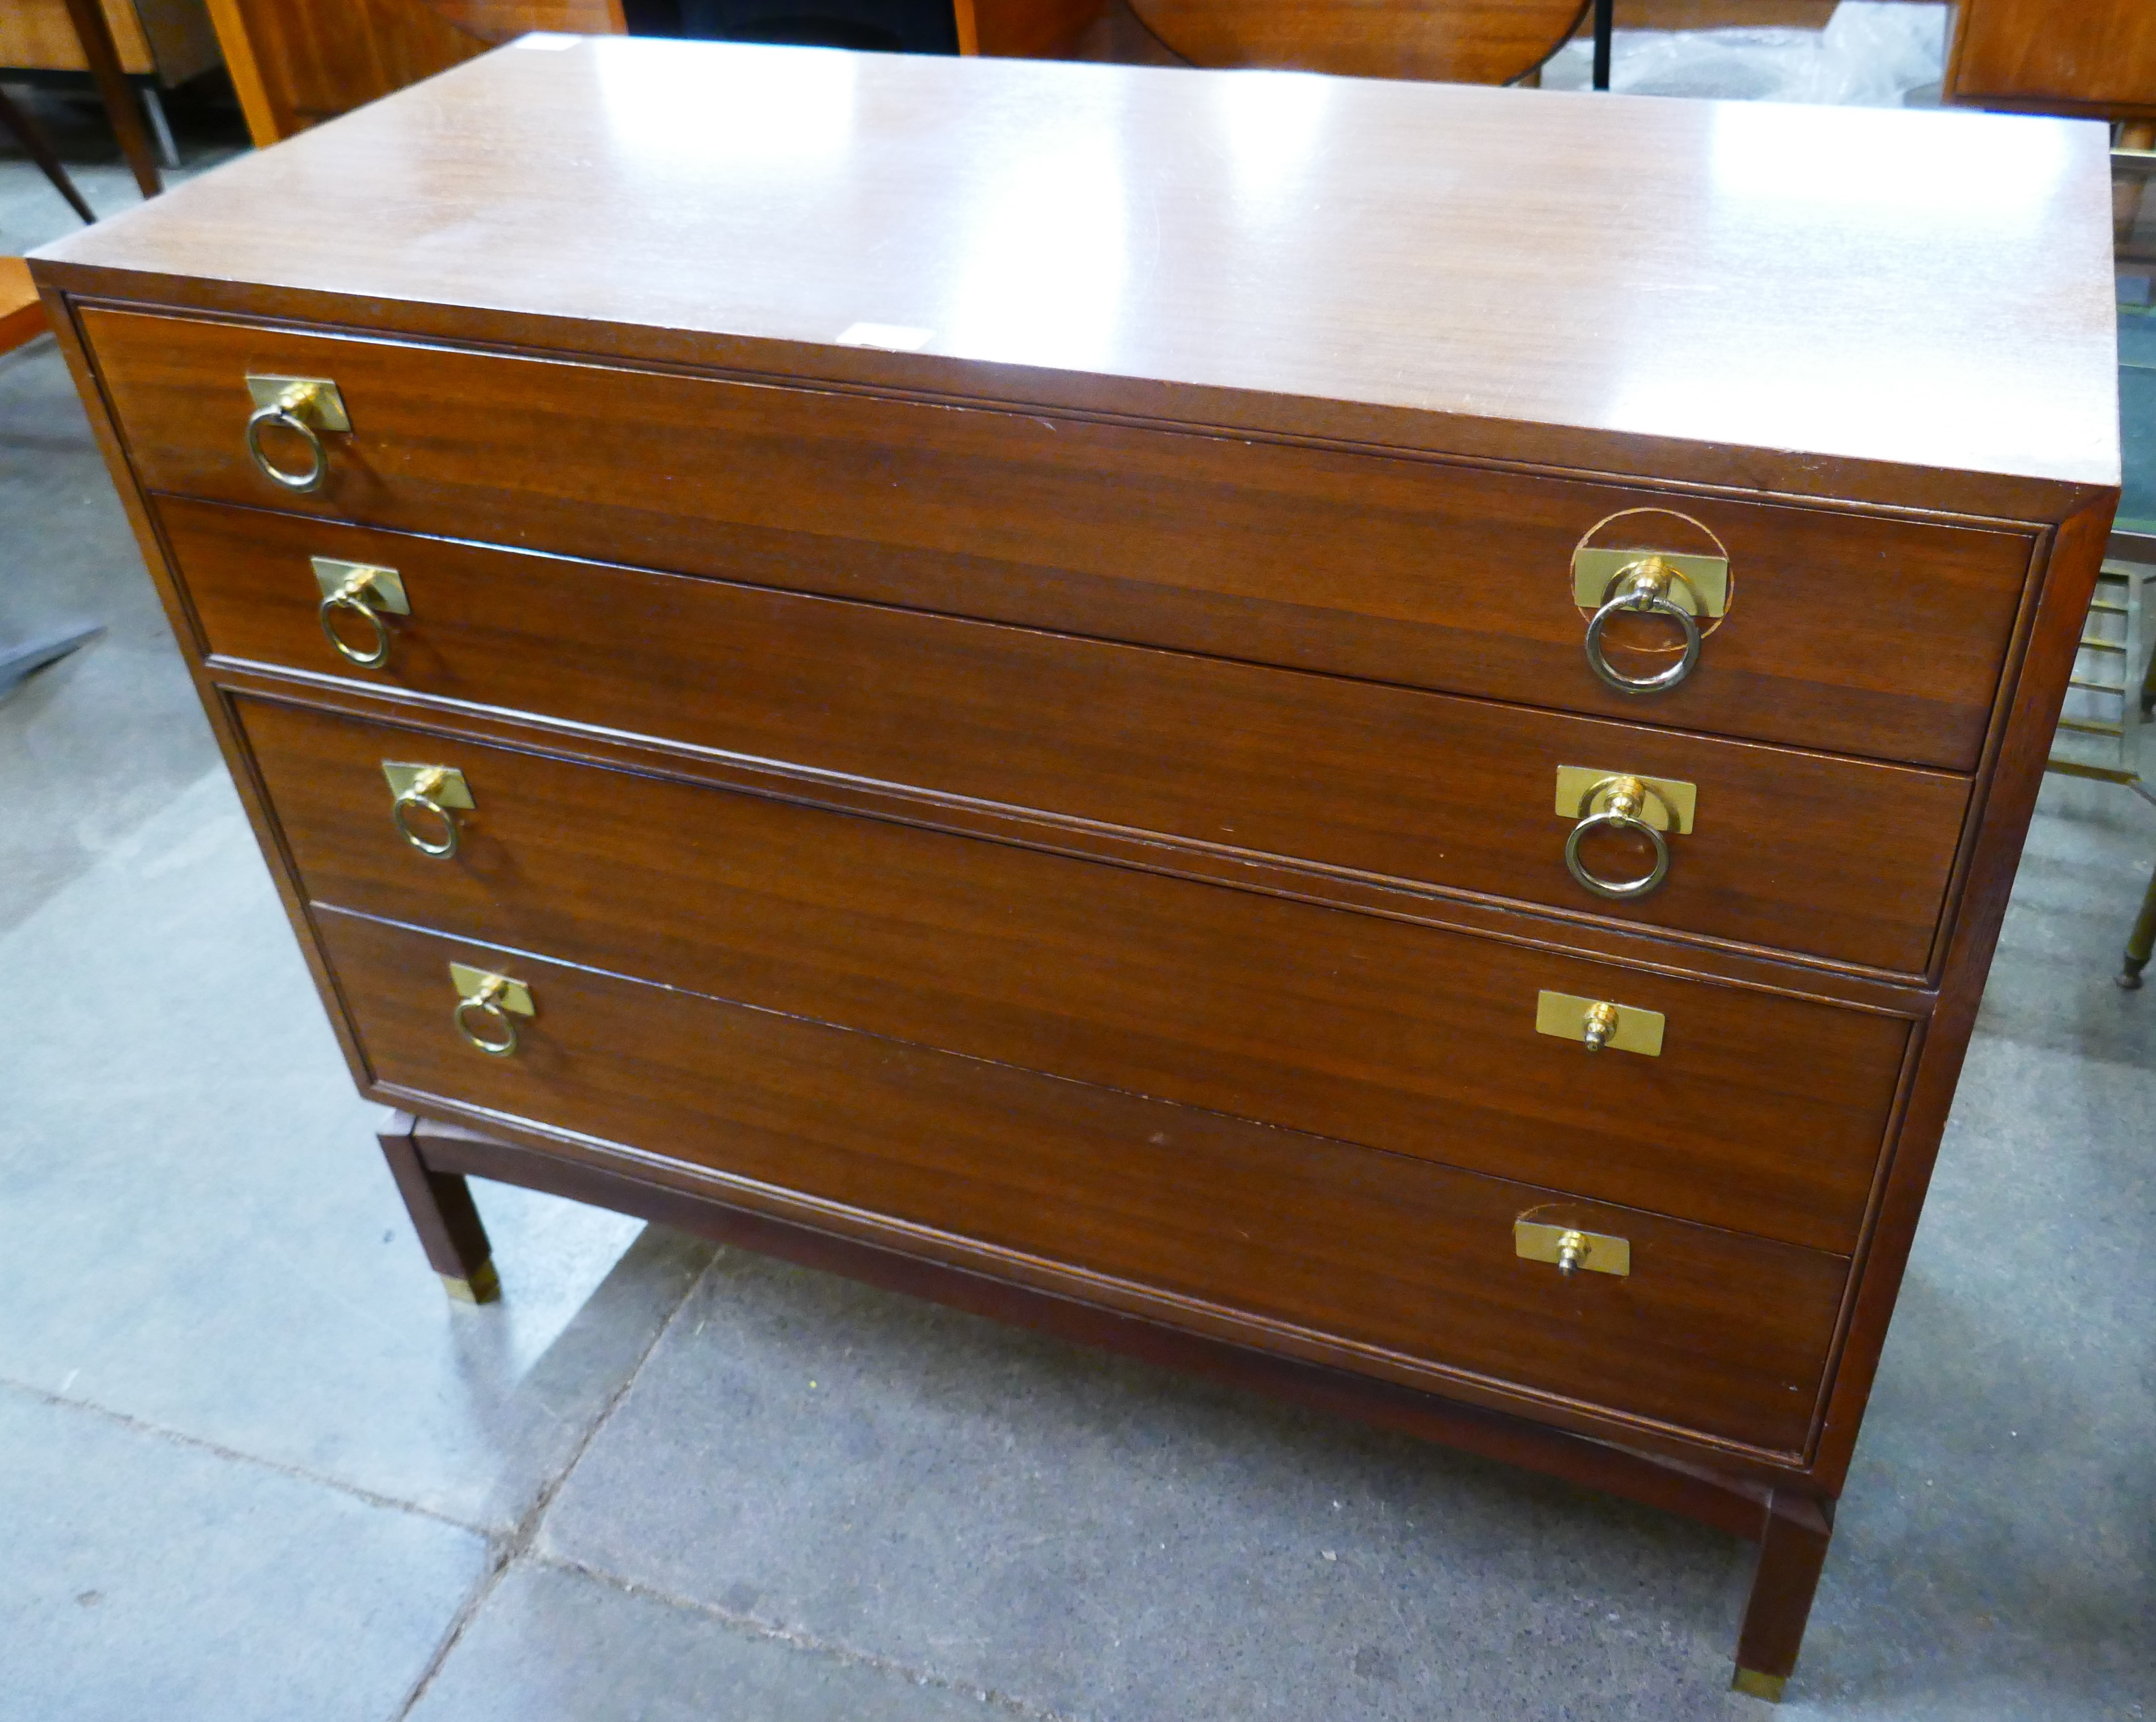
[530,1547,1086,1722]
[390,1243,721,1720]
[0,1372,483,1538]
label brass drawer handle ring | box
[392,767,462,858]
[1583,555,1702,694]
[449,966,532,1057]
[1563,774,1671,900]
[246,382,332,492]
[320,570,393,667]
[454,979,519,1056]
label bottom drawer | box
[320,909,1849,1458]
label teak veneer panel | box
[103,314,2038,773]
[32,37,2118,503]
[182,504,1971,974]
[320,908,1849,1458]
[1945,0,2156,118]
[239,696,1909,1253]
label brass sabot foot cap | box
[1732,1667,1788,1702]
[441,1260,501,1305]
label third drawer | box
[237,696,1913,1253]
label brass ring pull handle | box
[453,976,519,1056]
[1563,774,1671,900]
[1583,556,1702,694]
[449,963,531,1057]
[320,571,393,667]
[245,384,331,492]
[391,767,461,858]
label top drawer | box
[82,308,2035,770]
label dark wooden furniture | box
[30,38,2118,1699]
[0,0,166,201]
[0,87,97,225]
[58,0,165,195]
[0,0,220,181]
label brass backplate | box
[312,557,409,613]
[448,962,533,1016]
[1555,765,1697,834]
[1514,1220,1631,1277]
[1571,547,1729,616]
[246,374,352,431]
[383,762,474,808]
[1535,990,1665,1056]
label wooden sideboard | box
[29,39,2118,1698]
[1945,0,2156,120]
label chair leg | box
[2119,858,2156,990]
[2121,121,2156,249]
[1733,1492,1834,1702]
[377,1111,500,1304]
[0,84,96,224]
[58,0,162,198]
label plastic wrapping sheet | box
[1542,1,1948,106]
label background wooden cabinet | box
[1945,0,2156,119]
[0,0,221,87]
[205,0,625,144]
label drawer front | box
[239,698,1911,1252]
[95,308,2034,770]
[319,909,1849,1458]
[180,505,1970,974]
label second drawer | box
[240,698,1912,1252]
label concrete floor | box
[4,79,2154,1722]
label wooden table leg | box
[2118,858,2156,989]
[2121,120,2156,249]
[1733,1491,1834,1701]
[58,0,163,199]
[377,1110,500,1303]
[0,84,97,223]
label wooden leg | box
[377,1110,500,1304]
[2119,857,2156,990]
[0,84,97,224]
[1733,1491,1834,1701]
[59,0,163,199]
[2121,121,2156,249]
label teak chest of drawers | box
[32,38,2119,1698]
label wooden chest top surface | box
[34,35,2119,498]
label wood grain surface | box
[29,40,2125,1682]
[108,320,2042,773]
[32,39,2117,497]
[1945,0,2156,117]
[183,503,1973,974]
[1124,0,1583,83]
[0,260,45,354]
[241,694,1910,1251]
[321,907,1849,1456]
